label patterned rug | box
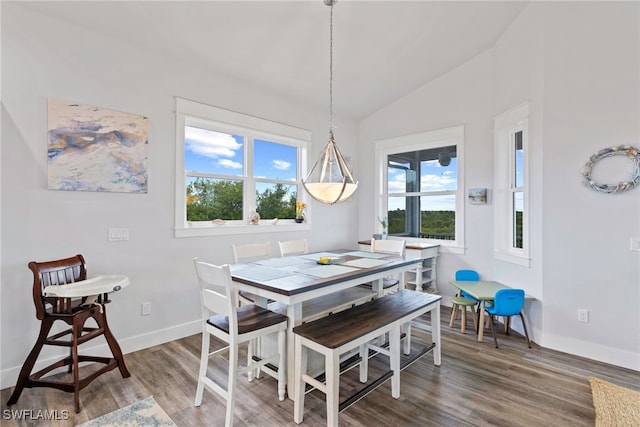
[590,377,640,427]
[78,396,176,427]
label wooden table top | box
[229,249,421,297]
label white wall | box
[360,1,640,370]
[0,4,360,388]
[539,2,639,369]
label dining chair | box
[278,239,308,257]
[7,254,130,413]
[232,242,271,306]
[361,238,406,295]
[484,289,531,348]
[193,258,288,427]
[449,269,480,333]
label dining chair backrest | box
[370,238,406,256]
[491,289,525,316]
[455,269,480,281]
[232,242,271,263]
[193,259,237,334]
[278,239,308,257]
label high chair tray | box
[43,274,130,298]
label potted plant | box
[295,200,306,223]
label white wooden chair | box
[362,238,407,295]
[232,242,271,264]
[193,258,287,427]
[232,242,271,306]
[278,239,308,257]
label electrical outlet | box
[577,309,589,323]
[108,228,129,241]
[630,237,640,251]
[141,302,151,316]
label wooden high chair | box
[6,254,130,413]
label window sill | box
[175,221,310,238]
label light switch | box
[108,228,129,241]
[631,237,640,252]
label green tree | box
[186,179,297,221]
[256,183,296,219]
[186,178,243,221]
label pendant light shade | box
[303,133,358,204]
[302,0,358,204]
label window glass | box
[386,145,458,241]
[254,139,297,181]
[184,126,243,176]
[256,182,297,219]
[186,177,243,221]
[513,191,524,249]
[514,130,524,188]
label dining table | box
[229,249,424,398]
[448,280,534,342]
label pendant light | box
[302,0,358,204]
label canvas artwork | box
[47,98,149,193]
[468,188,488,204]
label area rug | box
[78,396,176,427]
[590,377,640,427]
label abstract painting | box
[47,98,148,193]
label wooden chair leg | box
[98,313,130,378]
[488,314,499,348]
[460,307,467,333]
[7,320,53,406]
[449,304,460,328]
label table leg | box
[286,303,302,399]
[477,301,485,342]
[432,303,441,366]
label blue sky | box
[184,126,297,181]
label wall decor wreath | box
[581,145,640,194]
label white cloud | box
[272,159,291,170]
[185,127,242,158]
[218,159,242,169]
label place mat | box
[232,266,293,281]
[255,256,310,268]
[590,377,640,427]
[299,252,344,261]
[341,258,390,268]
[301,264,359,278]
[343,251,389,259]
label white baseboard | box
[541,332,640,372]
[1,320,201,390]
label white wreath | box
[581,145,640,194]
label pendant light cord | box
[328,2,334,140]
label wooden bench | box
[292,290,441,426]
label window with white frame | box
[174,98,310,237]
[375,126,465,253]
[494,102,530,266]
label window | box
[375,126,465,253]
[175,98,310,237]
[494,102,530,266]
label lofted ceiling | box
[14,0,528,120]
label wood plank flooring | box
[2,309,638,426]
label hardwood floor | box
[2,309,638,426]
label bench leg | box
[402,323,412,355]
[359,344,368,383]
[326,351,340,427]
[389,325,401,399]
[293,336,307,424]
